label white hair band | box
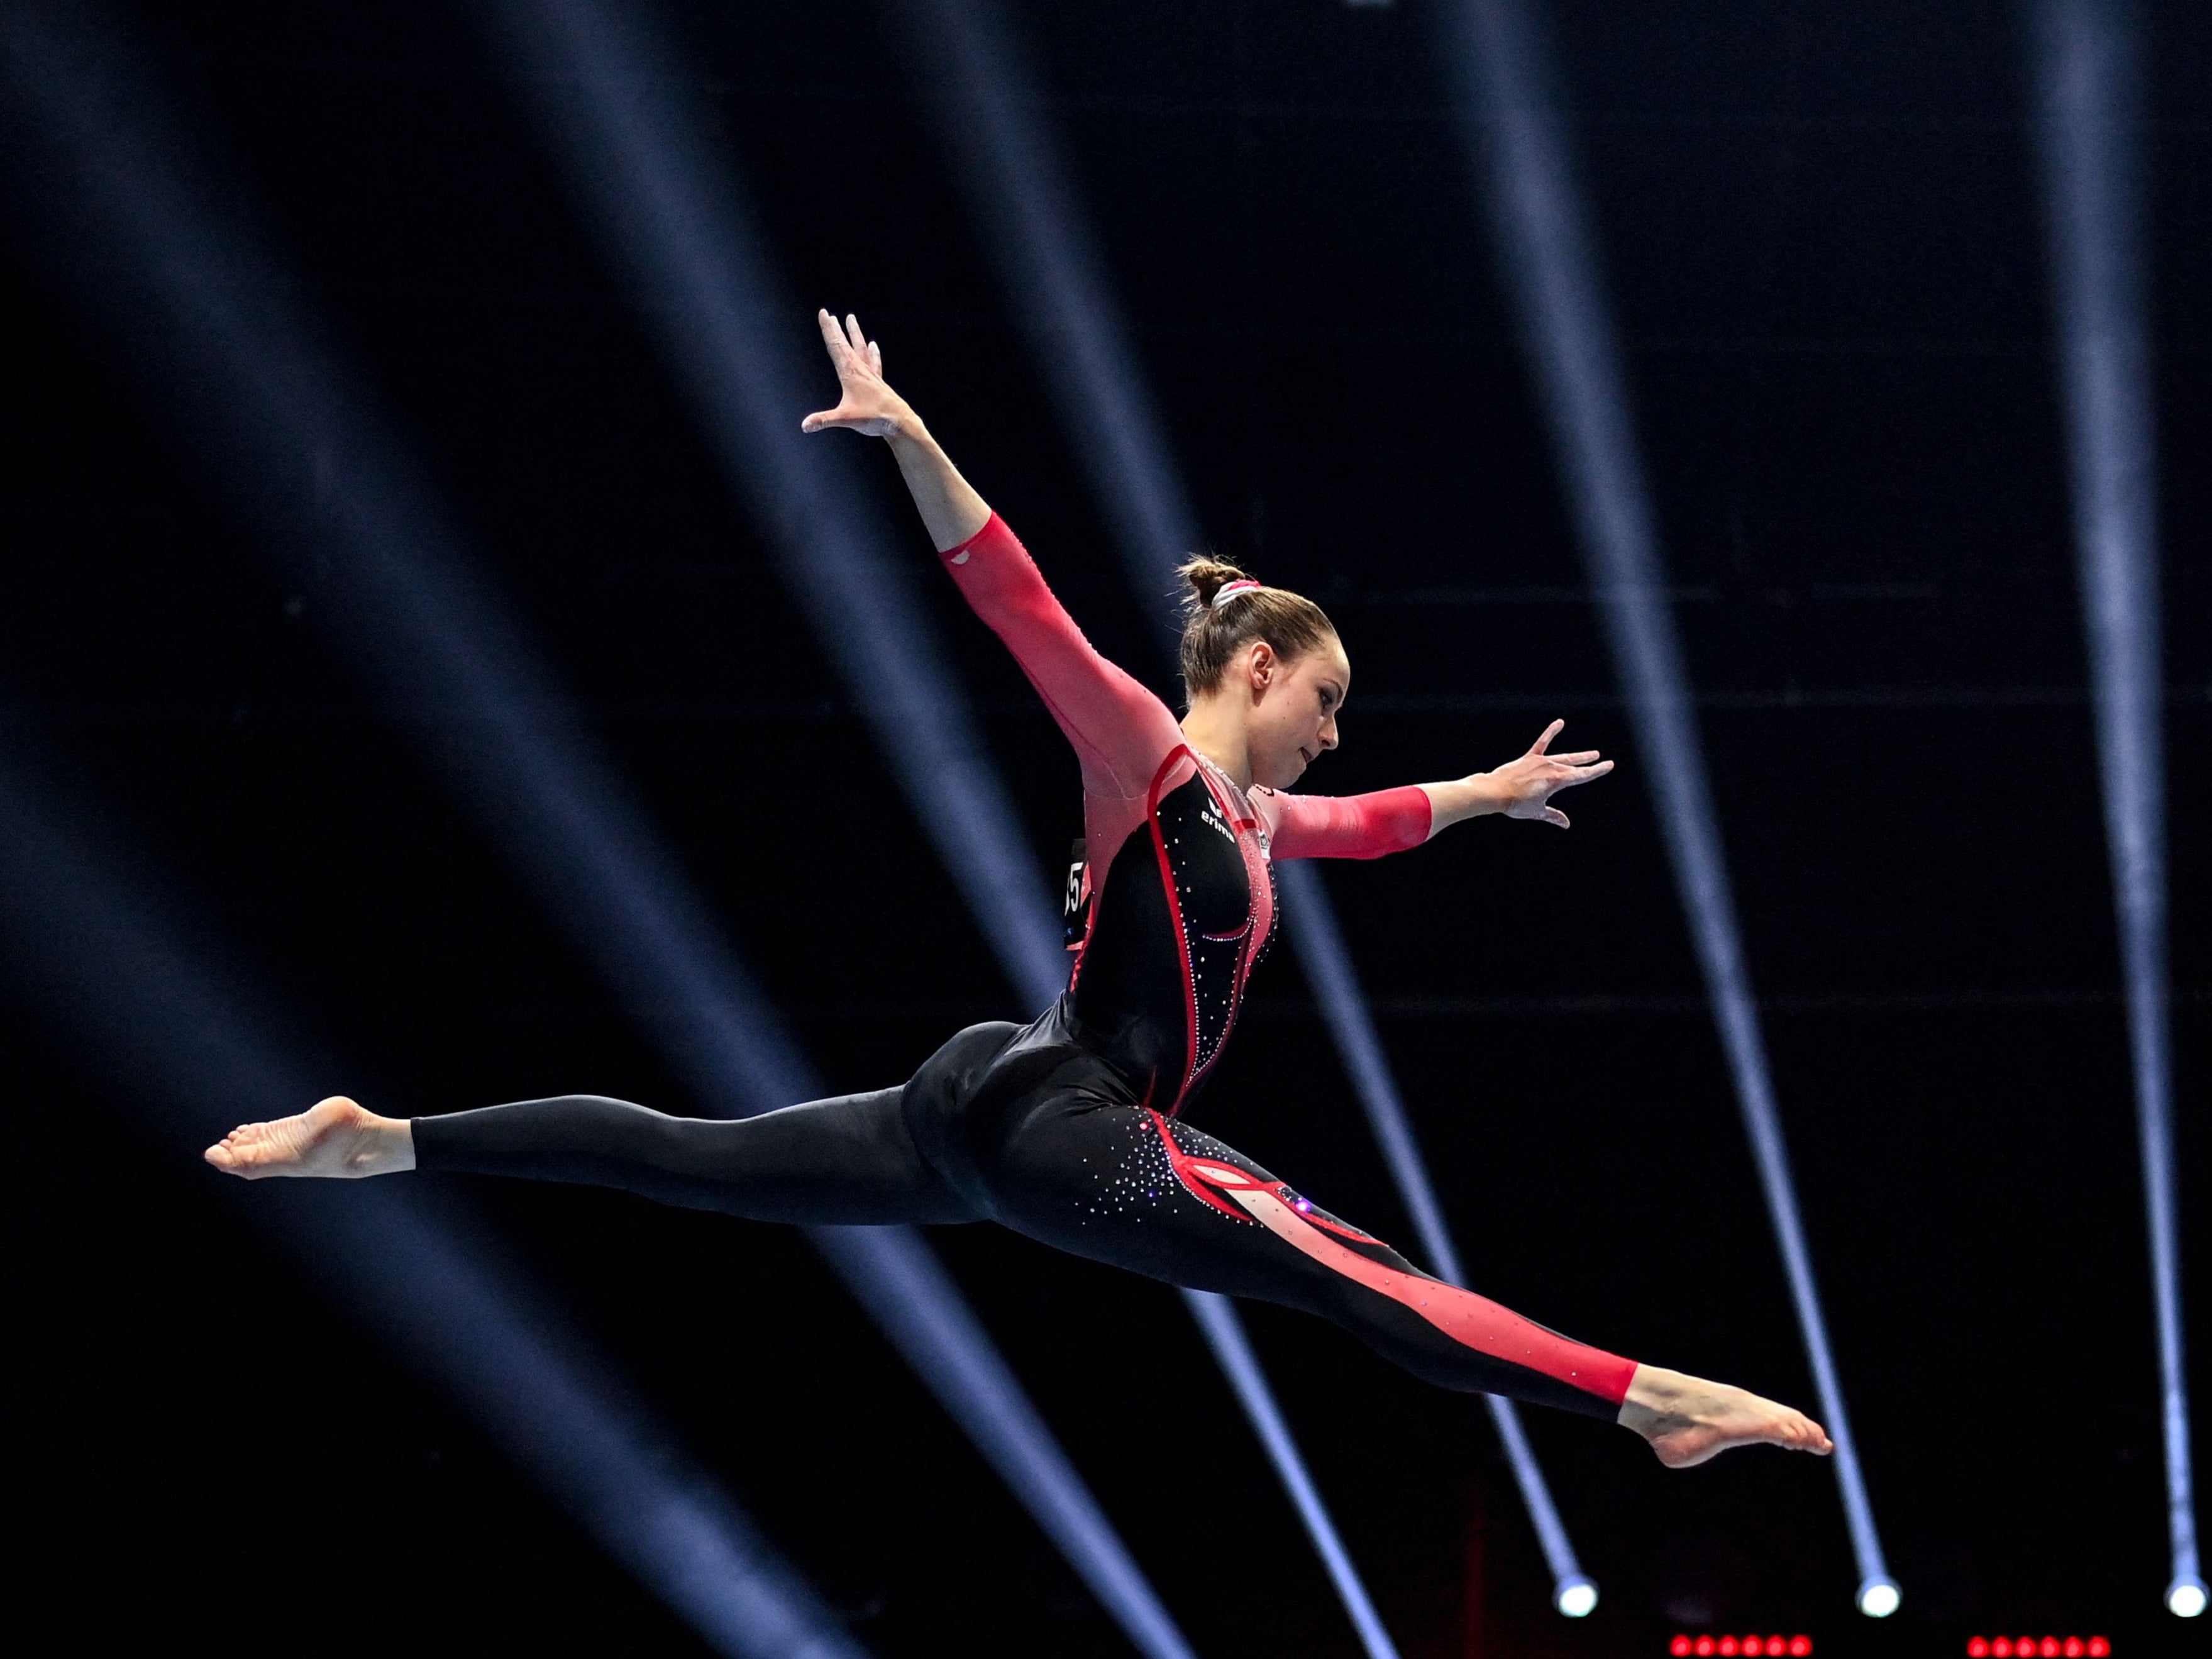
[1210,579,1263,609]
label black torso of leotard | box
[1058,758,1277,1114]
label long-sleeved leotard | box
[414,514,1638,1420]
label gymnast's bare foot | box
[1618,1365,1834,1468]
[204,1096,414,1180]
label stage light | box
[892,0,1596,1617]
[1431,0,1893,1610]
[882,0,1192,648]
[1857,1578,1901,1618]
[1695,1638,1716,1656]
[0,751,868,1659]
[1789,1640,1811,1657]
[2032,0,2199,1615]
[1555,1575,1598,1617]
[476,0,1066,1011]
[1182,1290,1403,1659]
[0,9,1193,1655]
[1673,1637,1694,1656]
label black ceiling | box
[5,3,2204,1656]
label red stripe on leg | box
[1196,1166,1635,1406]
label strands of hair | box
[1175,556,1337,702]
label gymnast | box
[209,310,1832,1468]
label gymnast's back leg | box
[203,1087,978,1228]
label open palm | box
[799,309,911,437]
[1488,720,1614,828]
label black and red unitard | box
[415,515,1638,1419]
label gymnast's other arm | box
[799,309,988,553]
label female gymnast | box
[209,310,1832,1470]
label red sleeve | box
[940,514,1181,797]
[1263,785,1434,860]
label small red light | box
[1967,1641,1989,1658]
[1993,1641,2013,1657]
[1769,1638,1786,1656]
[2086,1640,2108,1657]
[1696,1639,1716,1657]
[1673,1639,1693,1657]
[2040,1640,2060,1657]
[1789,1639,1812,1658]
[2063,1641,2083,1658]
[1719,1639,1739,1656]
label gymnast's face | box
[1241,635,1350,791]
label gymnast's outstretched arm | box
[799,308,987,553]
[800,309,1180,799]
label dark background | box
[3,1,2204,1655]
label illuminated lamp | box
[2063,1641,2082,1657]
[1672,1638,1693,1656]
[1556,1576,1599,1619]
[2172,1580,2208,1618]
[1859,1579,1902,1617]
[1789,1640,1812,1657]
[1993,1641,2013,1656]
[1967,1641,1989,1658]
[1696,1638,1716,1656]
[2086,1640,2109,1656]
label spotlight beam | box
[892,0,1595,1614]
[0,750,869,1659]
[1181,1290,1403,1659]
[2031,0,2200,1614]
[0,12,1192,1656]
[477,0,1064,1009]
[882,0,1191,647]
[1430,0,1894,1609]
[1278,860,1595,1614]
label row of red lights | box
[1966,1640,2109,1657]
[1669,1638,1811,1656]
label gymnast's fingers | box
[1555,758,1614,787]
